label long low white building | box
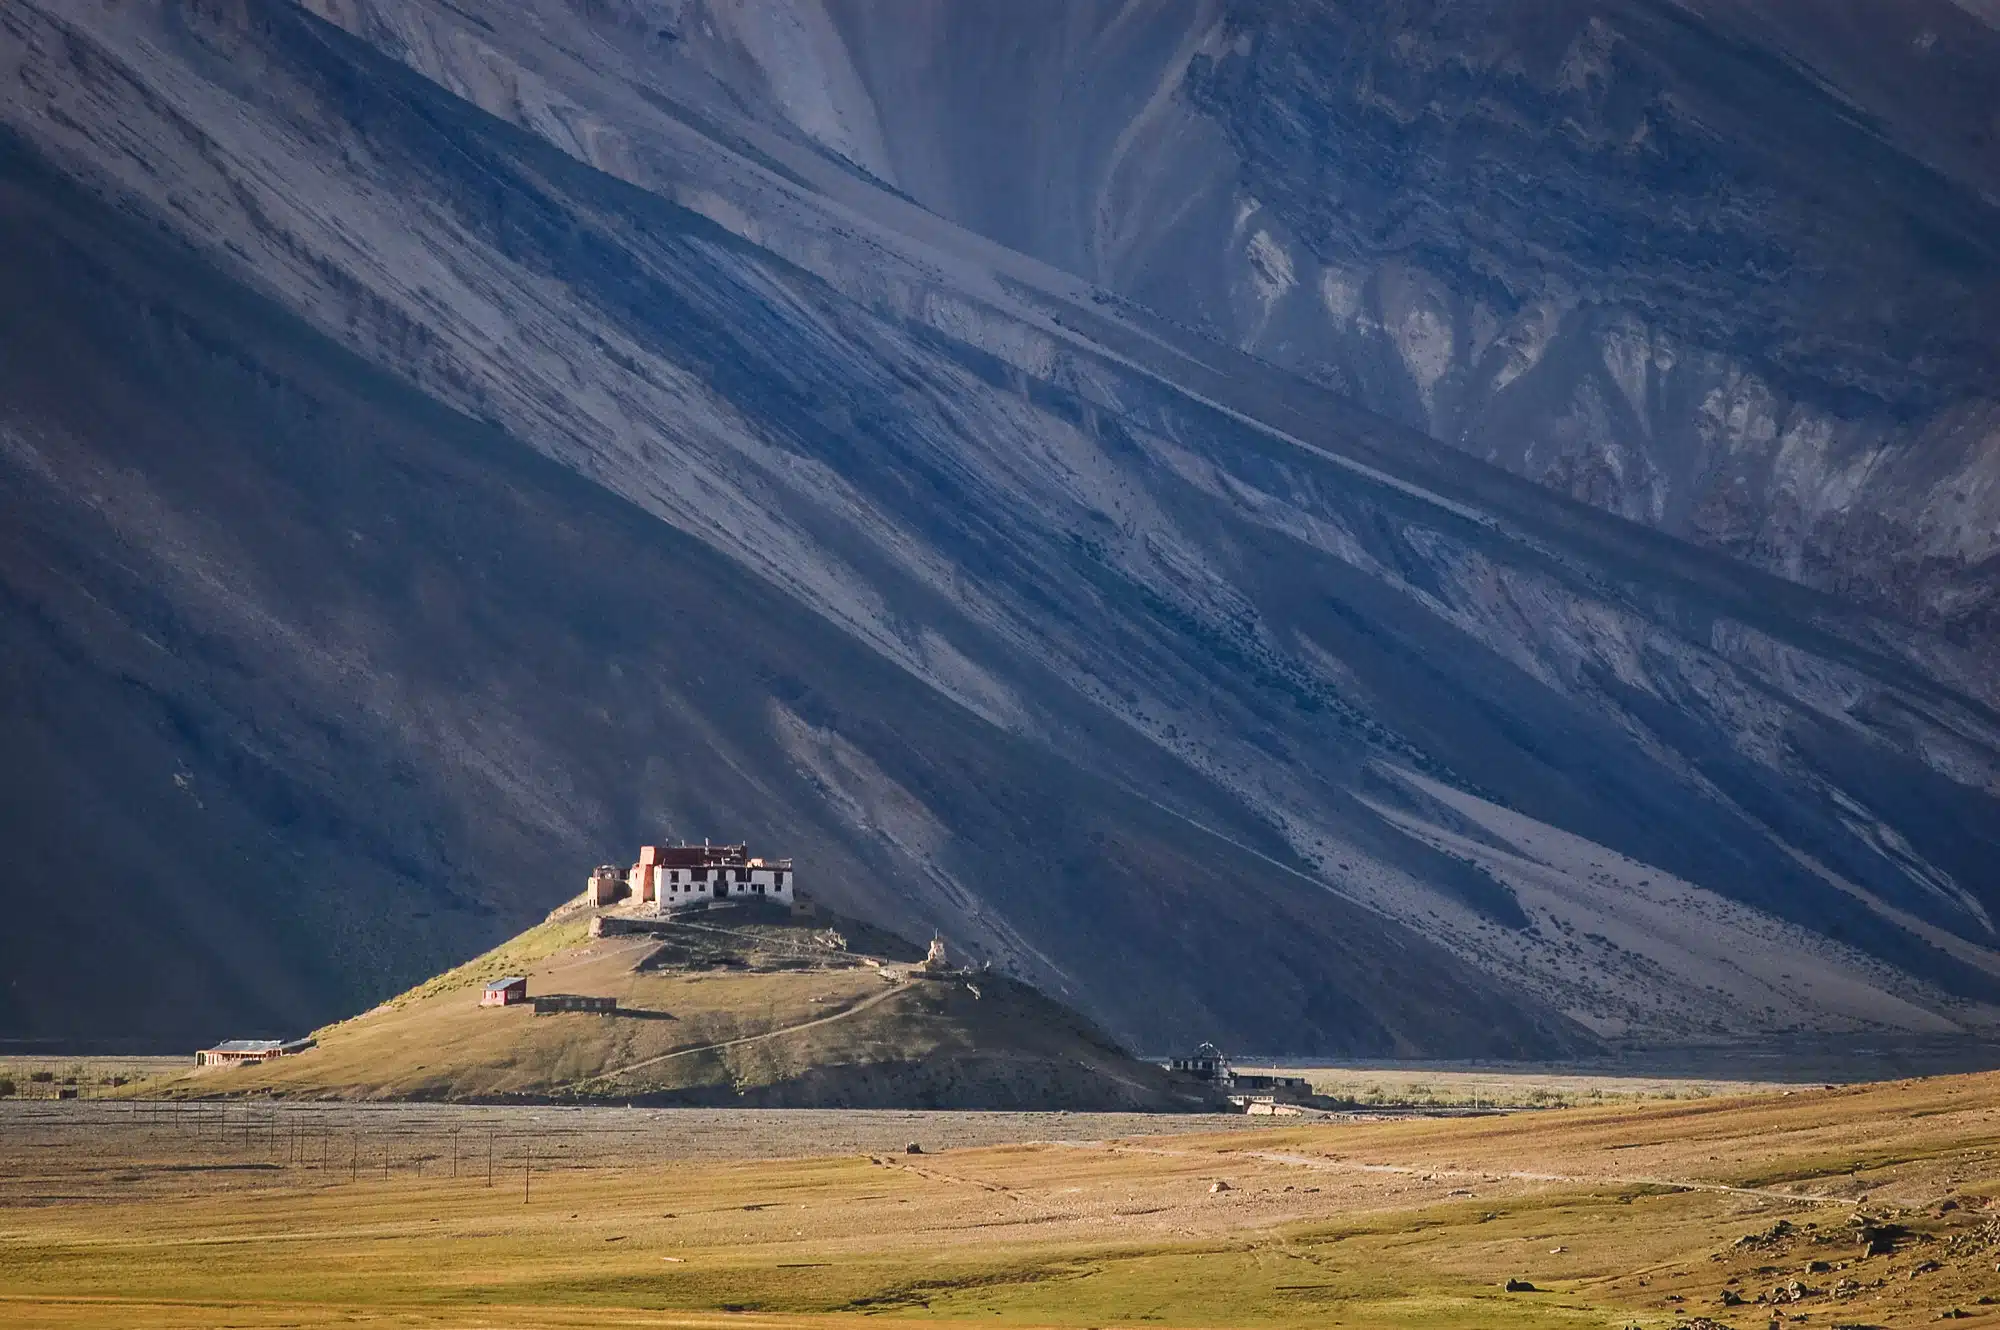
[627,842,794,908]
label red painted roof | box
[633,843,764,869]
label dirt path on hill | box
[543,938,655,975]
[584,980,910,1085]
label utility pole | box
[523,1140,532,1205]
[487,1129,494,1188]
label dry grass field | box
[4,1072,1998,1329]
[1240,1065,1798,1110]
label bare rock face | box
[1171,1,2000,657]
[0,0,1996,1053]
[692,0,2000,669]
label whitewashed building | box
[627,842,795,908]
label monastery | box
[586,841,796,910]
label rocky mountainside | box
[2,0,1997,1055]
[701,0,2000,656]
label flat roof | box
[200,1038,311,1054]
[485,977,527,989]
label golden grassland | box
[4,1071,1999,1328]
[1242,1066,1797,1110]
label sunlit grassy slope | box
[137,907,1211,1110]
[8,1069,2000,1328]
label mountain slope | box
[692,0,2000,658]
[0,125,1589,1057]
[2,0,1998,1053]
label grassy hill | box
[147,904,1219,1111]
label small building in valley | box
[1166,1042,1317,1110]
[481,977,528,1007]
[1167,1042,1230,1082]
[627,841,794,909]
[196,1037,314,1068]
[1230,1070,1312,1095]
[1164,1044,1311,1093]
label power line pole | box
[523,1140,532,1205]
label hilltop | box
[147,903,1219,1111]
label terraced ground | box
[3,1070,1997,1328]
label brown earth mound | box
[148,905,1221,1112]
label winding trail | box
[584,981,909,1085]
